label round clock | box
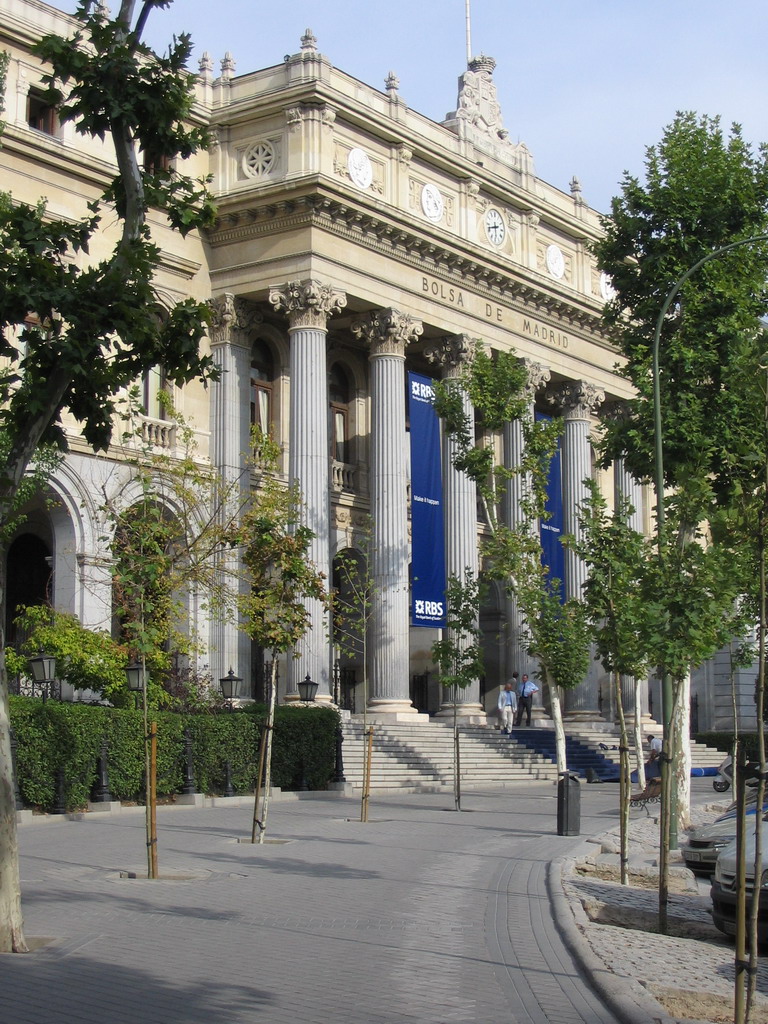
[421,183,444,222]
[347,147,372,190]
[485,208,505,246]
[546,244,565,279]
[599,272,616,302]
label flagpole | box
[465,0,472,64]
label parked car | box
[711,820,768,943]
[683,810,768,875]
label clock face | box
[421,183,444,222]
[485,208,505,246]
[546,244,565,279]
[347,147,372,190]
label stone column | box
[425,335,484,719]
[614,452,649,721]
[502,361,550,694]
[556,380,604,719]
[352,308,422,719]
[269,281,347,701]
[209,294,262,691]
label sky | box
[46,1,768,214]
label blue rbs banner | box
[408,372,446,628]
[536,411,566,603]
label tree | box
[236,436,327,843]
[332,524,376,821]
[431,570,484,811]
[0,1,216,950]
[593,112,768,942]
[434,348,592,782]
[574,482,654,883]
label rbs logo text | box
[415,600,444,617]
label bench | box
[630,778,661,815]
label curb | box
[549,853,677,1024]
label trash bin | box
[557,772,580,836]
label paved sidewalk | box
[2,783,623,1024]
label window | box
[27,89,58,136]
[329,364,350,464]
[250,341,274,436]
[142,364,167,420]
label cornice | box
[208,190,607,341]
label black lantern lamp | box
[297,674,318,705]
[125,661,144,692]
[219,667,242,703]
[28,652,56,701]
[125,661,144,710]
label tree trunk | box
[0,650,27,953]
[256,656,279,843]
[614,671,630,885]
[633,683,646,790]
[0,537,27,952]
[549,680,567,775]
[673,670,692,831]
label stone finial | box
[570,176,584,204]
[198,52,214,87]
[300,28,318,52]
[385,71,400,95]
[351,309,423,357]
[468,54,496,75]
[220,52,236,80]
[269,280,347,331]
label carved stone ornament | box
[220,52,236,80]
[351,308,423,357]
[285,107,303,132]
[555,380,605,420]
[208,294,263,346]
[522,358,550,397]
[453,55,509,144]
[424,334,478,377]
[385,71,400,94]
[269,280,347,330]
[300,28,318,52]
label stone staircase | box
[338,719,729,792]
[340,720,559,792]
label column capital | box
[269,280,347,330]
[423,334,479,378]
[351,308,423,357]
[553,379,605,420]
[601,399,631,424]
[522,358,551,396]
[208,294,263,347]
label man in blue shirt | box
[497,679,518,734]
[514,673,539,727]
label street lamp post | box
[125,657,157,879]
[297,674,317,791]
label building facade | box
[2,0,758,731]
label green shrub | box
[695,731,761,760]
[9,697,339,811]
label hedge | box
[9,696,339,812]
[694,731,762,761]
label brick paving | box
[2,784,622,1024]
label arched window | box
[329,363,350,464]
[251,341,274,436]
